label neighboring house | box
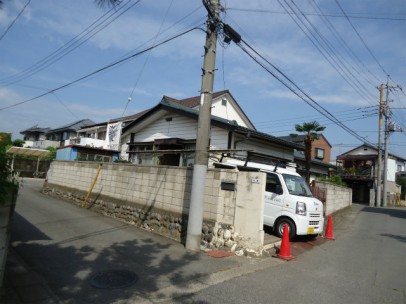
[279,134,332,163]
[20,125,53,149]
[121,90,303,167]
[56,145,119,163]
[336,143,406,205]
[71,111,149,160]
[279,134,335,180]
[46,119,95,147]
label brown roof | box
[163,90,230,108]
[163,90,255,129]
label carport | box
[6,147,50,177]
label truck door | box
[264,172,284,227]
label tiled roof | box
[163,90,230,108]
[48,119,96,133]
[20,125,50,134]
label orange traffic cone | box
[275,224,295,261]
[324,215,335,240]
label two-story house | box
[20,125,52,149]
[336,143,406,205]
[46,119,95,146]
[121,90,303,167]
[278,134,336,180]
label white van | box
[218,159,324,239]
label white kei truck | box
[217,159,325,239]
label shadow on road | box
[10,213,211,303]
[361,206,406,220]
[380,233,406,243]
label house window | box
[315,148,325,160]
[398,165,402,172]
[98,131,106,140]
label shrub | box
[0,134,19,205]
[318,175,347,187]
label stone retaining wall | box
[44,161,266,255]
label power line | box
[309,0,381,85]
[256,109,377,129]
[128,0,174,101]
[225,7,406,21]
[0,0,141,86]
[233,34,374,145]
[334,0,389,79]
[0,0,31,42]
[261,112,377,134]
[0,26,201,111]
[278,0,377,106]
[254,105,377,126]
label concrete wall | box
[313,181,352,215]
[45,161,265,250]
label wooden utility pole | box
[186,0,220,251]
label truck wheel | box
[275,218,296,239]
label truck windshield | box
[282,174,313,197]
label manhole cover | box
[90,270,138,289]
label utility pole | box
[186,0,220,251]
[382,78,391,207]
[376,84,383,207]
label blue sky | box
[0,0,405,159]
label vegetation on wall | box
[396,175,406,200]
[0,133,19,205]
[318,175,347,187]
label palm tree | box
[294,121,326,184]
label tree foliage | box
[13,139,25,147]
[396,175,406,200]
[318,175,347,187]
[0,133,19,205]
[293,121,326,185]
[42,146,57,160]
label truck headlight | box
[296,201,307,215]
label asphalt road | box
[8,178,406,304]
[168,201,406,304]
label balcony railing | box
[65,137,106,148]
[340,166,373,179]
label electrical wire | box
[278,0,377,106]
[225,7,406,21]
[0,26,202,111]
[127,0,174,102]
[234,36,374,145]
[0,0,31,42]
[254,104,377,124]
[309,0,381,86]
[0,0,141,86]
[334,0,389,79]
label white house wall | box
[132,114,197,142]
[131,113,229,148]
[348,146,378,156]
[211,98,248,128]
